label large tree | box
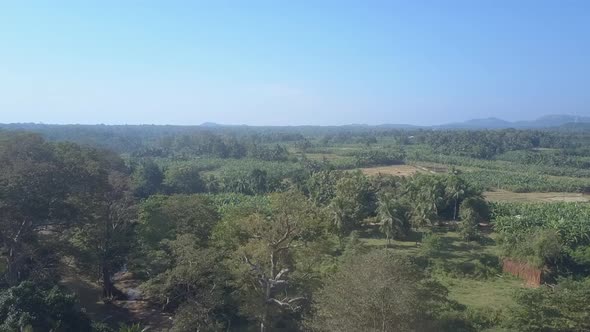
[141,234,229,331]
[136,195,227,329]
[0,281,92,332]
[234,191,326,332]
[0,134,107,286]
[68,153,137,299]
[307,251,450,332]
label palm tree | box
[331,197,349,246]
[445,174,466,220]
[377,195,408,245]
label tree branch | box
[267,296,306,310]
[244,256,266,281]
[275,268,289,281]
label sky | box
[0,1,589,126]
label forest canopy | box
[1,126,590,332]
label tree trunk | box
[260,280,271,332]
[453,198,458,221]
[260,250,275,332]
[102,265,114,299]
[6,246,20,286]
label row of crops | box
[491,202,590,271]
[459,169,590,193]
[408,150,590,178]
[492,202,590,246]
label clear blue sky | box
[1,1,588,125]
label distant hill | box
[437,117,512,129]
[195,114,590,130]
[515,115,590,128]
[438,114,590,129]
[2,114,590,131]
[200,122,224,127]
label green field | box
[362,231,524,314]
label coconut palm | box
[377,194,409,245]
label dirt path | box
[60,267,172,331]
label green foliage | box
[421,232,444,256]
[209,192,271,217]
[414,130,547,159]
[340,231,369,260]
[118,324,146,332]
[493,202,590,269]
[410,150,590,179]
[499,227,563,268]
[570,246,590,270]
[342,147,406,168]
[496,149,590,170]
[330,171,375,239]
[217,159,304,194]
[131,159,164,198]
[162,162,206,194]
[403,174,448,227]
[0,133,128,286]
[377,193,411,242]
[492,202,590,247]
[305,170,344,206]
[140,235,229,330]
[459,197,489,224]
[90,322,115,332]
[507,278,590,332]
[307,250,452,332]
[458,197,489,240]
[138,195,219,247]
[0,281,91,332]
[459,168,590,193]
[227,191,329,330]
[136,195,219,276]
[4,125,590,331]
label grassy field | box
[446,276,522,309]
[361,231,524,314]
[484,190,590,203]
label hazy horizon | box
[1,113,586,127]
[1,1,589,126]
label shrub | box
[421,233,444,256]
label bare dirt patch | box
[484,190,590,203]
[361,164,425,177]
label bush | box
[507,278,590,331]
[421,233,444,256]
[499,228,563,268]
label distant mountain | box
[438,117,511,129]
[200,122,224,127]
[376,123,422,129]
[515,115,590,128]
[438,114,590,129]
[3,114,589,130]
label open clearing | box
[361,164,426,176]
[484,190,590,203]
[361,231,523,313]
